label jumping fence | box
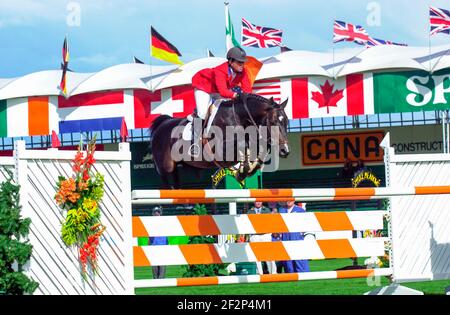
[2,141,134,295]
[0,134,449,294]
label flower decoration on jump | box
[363,229,390,268]
[54,136,106,279]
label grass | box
[134,258,450,295]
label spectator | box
[341,159,354,179]
[356,159,365,172]
[248,202,277,274]
[279,201,310,273]
[271,207,284,273]
[268,201,278,213]
[149,206,168,279]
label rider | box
[189,47,252,155]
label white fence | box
[384,140,450,282]
[6,141,133,295]
[0,156,14,183]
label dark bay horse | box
[150,93,290,188]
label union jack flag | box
[430,6,450,36]
[333,20,370,45]
[241,18,283,48]
[366,37,408,47]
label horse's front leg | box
[247,158,263,175]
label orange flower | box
[77,180,88,191]
[68,192,81,203]
[72,151,85,172]
[56,178,81,205]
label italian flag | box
[0,96,59,137]
[225,3,241,51]
[281,73,375,119]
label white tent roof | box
[333,45,431,77]
[70,63,177,96]
[0,71,93,100]
[257,50,355,79]
[152,57,226,90]
[1,44,450,100]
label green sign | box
[374,69,450,113]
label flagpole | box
[65,32,69,98]
[224,1,237,216]
[332,20,336,79]
[225,2,230,51]
[149,26,154,92]
[332,44,335,79]
[430,27,447,153]
[428,32,432,74]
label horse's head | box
[265,97,290,158]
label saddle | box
[183,100,221,142]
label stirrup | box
[189,143,201,157]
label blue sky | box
[1,0,450,78]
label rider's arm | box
[214,67,235,99]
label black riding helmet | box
[226,47,247,63]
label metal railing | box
[0,111,444,151]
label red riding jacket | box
[191,61,252,98]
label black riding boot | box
[189,118,203,157]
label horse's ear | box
[269,96,274,104]
[280,98,289,109]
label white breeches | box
[194,89,224,120]
[194,89,213,120]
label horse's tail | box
[150,114,172,132]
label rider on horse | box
[190,47,253,155]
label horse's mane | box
[221,93,271,107]
[246,93,272,104]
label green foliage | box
[0,179,38,295]
[54,137,106,278]
[182,204,227,278]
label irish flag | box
[0,96,59,137]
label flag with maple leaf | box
[311,81,344,114]
[253,74,375,119]
[290,74,374,118]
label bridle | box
[232,94,289,152]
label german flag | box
[151,27,183,65]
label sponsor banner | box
[374,69,450,113]
[389,124,443,154]
[301,131,385,166]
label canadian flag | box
[289,73,374,119]
[253,74,374,119]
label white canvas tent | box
[1,44,450,100]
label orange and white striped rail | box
[132,211,385,237]
[131,185,450,204]
[134,268,393,288]
[133,238,387,266]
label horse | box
[150,93,290,189]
